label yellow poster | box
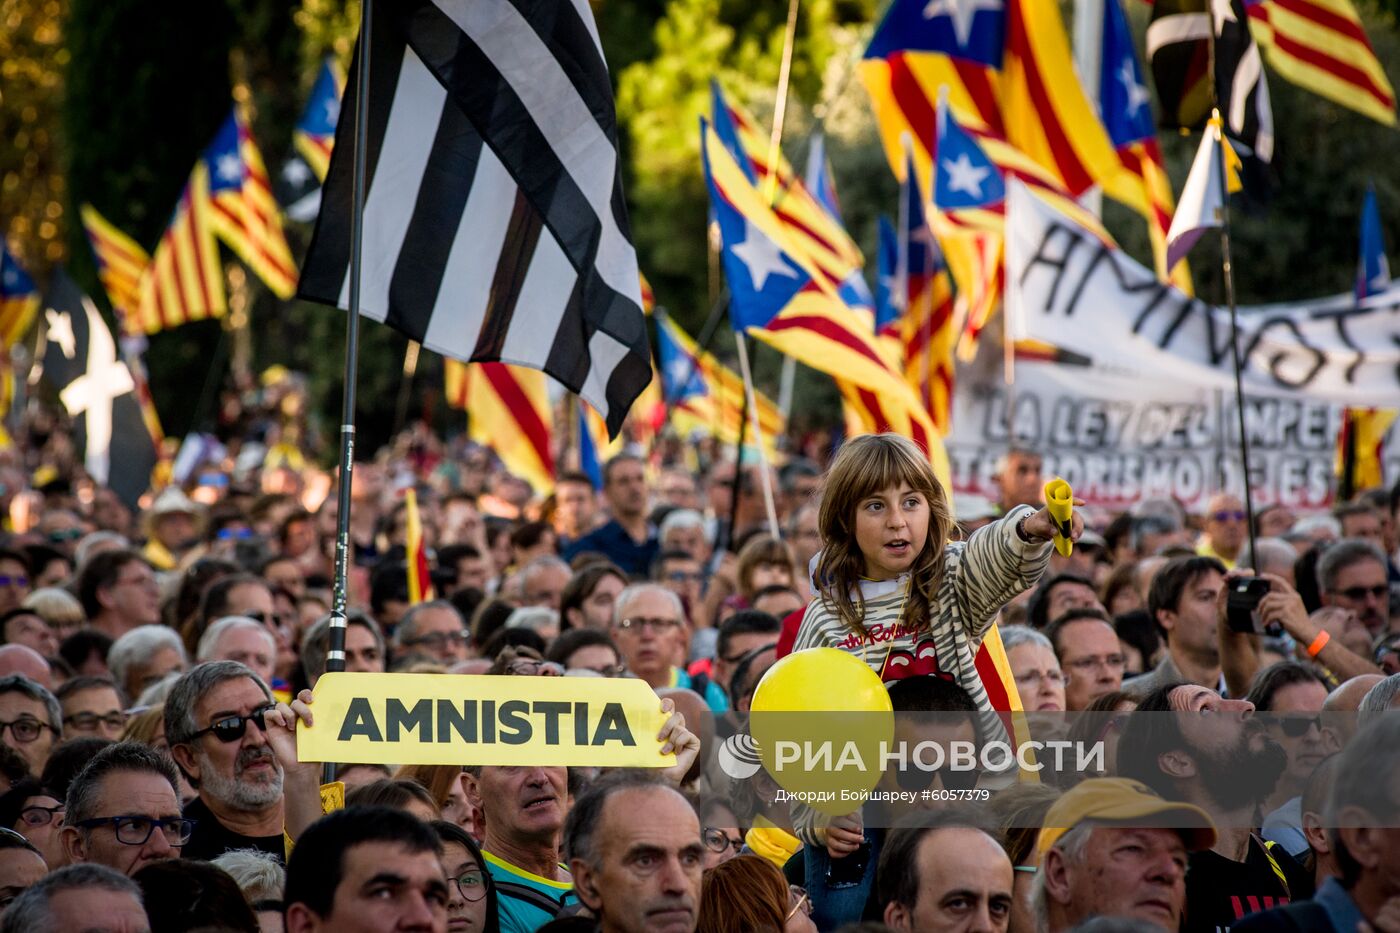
[297,673,675,768]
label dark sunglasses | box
[894,762,979,793]
[1211,510,1247,523]
[187,705,276,743]
[1278,716,1321,738]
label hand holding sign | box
[656,697,700,785]
[297,673,676,768]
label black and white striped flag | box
[1213,0,1274,164]
[298,0,650,435]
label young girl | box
[794,432,1080,706]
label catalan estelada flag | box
[1098,0,1190,292]
[205,109,298,299]
[0,247,39,349]
[404,488,435,604]
[444,359,555,494]
[81,205,151,329]
[702,118,951,486]
[656,312,784,449]
[134,163,227,335]
[860,0,1119,201]
[1244,0,1395,126]
[295,59,344,182]
[1337,408,1398,495]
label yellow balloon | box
[753,648,893,714]
[750,648,894,816]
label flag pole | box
[734,331,781,538]
[1213,109,1259,569]
[324,0,372,782]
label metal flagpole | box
[1214,111,1259,569]
[324,0,373,784]
[734,332,781,538]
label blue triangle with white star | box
[933,99,1005,211]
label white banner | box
[946,356,1400,511]
[1005,182,1400,407]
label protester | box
[1316,540,1391,636]
[76,550,161,640]
[394,600,471,665]
[60,741,188,876]
[0,609,57,660]
[611,585,690,692]
[283,806,450,933]
[1,863,148,933]
[1033,778,1215,932]
[0,675,60,774]
[431,819,502,933]
[1045,611,1123,711]
[564,456,658,576]
[197,617,279,689]
[300,612,386,686]
[1001,625,1066,712]
[1128,556,1229,694]
[0,828,46,916]
[106,625,188,704]
[559,563,629,632]
[1026,574,1103,631]
[55,675,127,741]
[566,770,703,933]
[135,858,261,932]
[697,853,814,933]
[876,811,1013,932]
[212,847,287,933]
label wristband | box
[1306,630,1330,658]
[1014,513,1035,544]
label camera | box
[1226,577,1271,634]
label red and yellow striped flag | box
[1336,407,1398,493]
[445,359,555,494]
[134,164,228,334]
[81,205,150,327]
[205,109,299,299]
[405,488,435,604]
[1246,0,1396,126]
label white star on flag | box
[942,153,991,198]
[731,221,796,292]
[1119,60,1150,115]
[666,355,697,390]
[1,267,17,289]
[216,153,242,184]
[325,98,340,124]
[922,0,1002,49]
[282,159,312,187]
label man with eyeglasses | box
[0,674,60,774]
[59,741,189,876]
[610,585,689,692]
[0,826,47,915]
[393,600,469,666]
[0,778,66,870]
[1318,539,1392,636]
[1045,610,1124,711]
[165,661,321,862]
[56,676,127,742]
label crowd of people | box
[0,430,1392,933]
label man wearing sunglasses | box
[1318,539,1392,637]
[165,660,321,862]
[59,741,187,877]
[1198,493,1248,569]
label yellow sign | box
[298,673,675,768]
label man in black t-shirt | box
[165,660,320,863]
[1118,682,1314,932]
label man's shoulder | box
[1232,899,1337,933]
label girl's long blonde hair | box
[815,434,953,634]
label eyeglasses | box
[1211,510,1247,523]
[1330,584,1389,602]
[186,705,276,743]
[63,711,129,732]
[406,631,469,649]
[0,575,28,589]
[615,617,682,633]
[450,868,490,903]
[894,763,980,793]
[702,827,744,855]
[504,659,565,677]
[0,717,52,744]
[46,528,83,543]
[74,816,196,846]
[1066,654,1126,673]
[787,886,811,921]
[17,804,63,827]
[666,571,703,584]
[1014,670,1066,688]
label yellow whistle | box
[1043,478,1074,557]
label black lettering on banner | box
[338,697,383,742]
[1018,223,1085,313]
[1062,243,1167,324]
[591,702,636,746]
[386,698,432,742]
[482,700,496,743]
[498,700,531,745]
[574,703,589,745]
[1312,307,1367,382]
[533,701,570,745]
[1243,317,1325,389]
[437,699,477,744]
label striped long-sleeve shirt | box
[794,505,1051,712]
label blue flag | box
[933,97,1005,212]
[656,315,708,404]
[577,405,602,489]
[1099,0,1155,149]
[1357,184,1391,301]
[875,215,900,333]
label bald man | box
[0,645,52,690]
[1321,673,1383,747]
